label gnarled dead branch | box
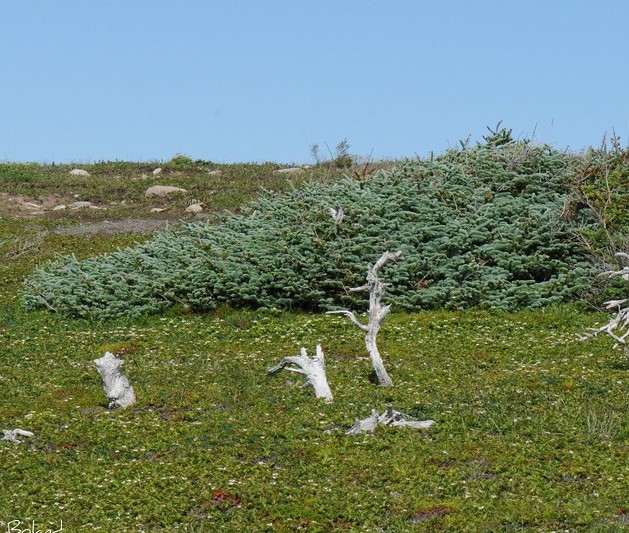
[327,251,403,386]
[346,405,436,435]
[2,429,34,443]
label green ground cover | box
[0,143,627,531]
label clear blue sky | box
[2,1,628,163]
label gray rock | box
[145,185,187,197]
[185,203,203,214]
[273,167,306,175]
[53,205,67,211]
[68,201,93,210]
[152,167,163,175]
[69,169,90,177]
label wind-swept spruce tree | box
[22,129,596,319]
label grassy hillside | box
[0,143,628,531]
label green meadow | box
[0,143,627,531]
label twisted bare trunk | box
[327,251,403,386]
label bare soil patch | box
[53,218,174,236]
[0,192,74,216]
[0,192,187,235]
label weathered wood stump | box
[267,345,333,402]
[93,351,136,409]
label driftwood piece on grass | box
[327,250,403,387]
[346,405,436,435]
[2,429,34,443]
[580,252,629,364]
[267,344,333,402]
[93,351,136,409]
[345,410,379,435]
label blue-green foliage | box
[22,140,596,319]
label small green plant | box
[167,153,196,169]
[311,138,354,169]
[331,138,353,168]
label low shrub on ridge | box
[22,134,597,319]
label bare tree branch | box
[327,251,404,386]
[2,429,34,443]
[325,310,369,332]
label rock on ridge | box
[145,185,188,197]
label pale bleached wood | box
[2,429,34,443]
[345,410,379,435]
[580,253,629,364]
[328,206,344,224]
[267,345,333,402]
[93,352,136,409]
[327,251,403,386]
[345,406,435,434]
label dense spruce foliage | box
[22,138,598,319]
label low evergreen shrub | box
[22,136,597,319]
[567,141,629,257]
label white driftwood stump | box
[327,250,403,386]
[93,352,136,409]
[267,344,333,402]
[580,252,629,364]
[2,429,34,443]
[346,406,436,435]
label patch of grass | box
[1,281,627,530]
